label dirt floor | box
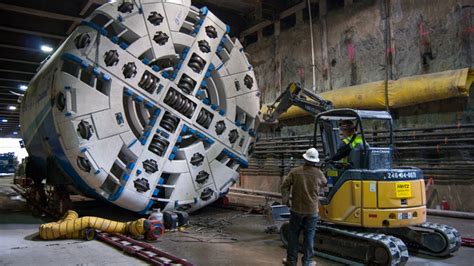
[1,176,473,266]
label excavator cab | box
[314,108,427,228]
[315,109,393,174]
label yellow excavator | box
[264,83,461,265]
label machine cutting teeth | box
[20,0,259,214]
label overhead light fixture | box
[8,106,16,110]
[19,85,28,91]
[13,132,18,135]
[2,119,8,123]
[41,45,53,53]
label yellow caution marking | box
[396,182,411,198]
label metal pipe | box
[230,187,282,198]
[307,0,317,92]
[382,0,391,111]
[427,209,474,219]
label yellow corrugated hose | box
[261,68,474,120]
[39,210,146,240]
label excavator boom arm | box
[264,83,333,123]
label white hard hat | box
[302,148,320,163]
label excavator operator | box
[329,120,363,166]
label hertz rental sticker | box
[396,182,411,198]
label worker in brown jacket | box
[281,148,327,266]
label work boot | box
[302,261,317,266]
[282,258,296,266]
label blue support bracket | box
[111,36,119,44]
[204,137,215,145]
[171,71,177,80]
[157,84,164,94]
[100,28,108,36]
[200,6,208,15]
[116,112,124,125]
[248,129,256,137]
[143,130,151,137]
[101,73,111,81]
[145,102,154,109]
[127,162,136,170]
[128,139,138,148]
[139,200,155,215]
[134,95,144,103]
[181,124,189,134]
[160,131,169,139]
[119,42,129,50]
[196,89,204,98]
[124,88,134,96]
[148,117,157,127]
[92,67,100,76]
[122,174,130,182]
[61,53,82,64]
[80,61,89,69]
[196,132,205,139]
[108,186,125,201]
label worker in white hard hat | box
[281,148,327,266]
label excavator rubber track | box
[280,222,409,265]
[388,222,461,257]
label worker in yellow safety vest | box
[330,120,363,165]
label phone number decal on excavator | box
[384,171,418,180]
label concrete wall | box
[246,0,473,104]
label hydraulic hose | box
[39,210,149,240]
